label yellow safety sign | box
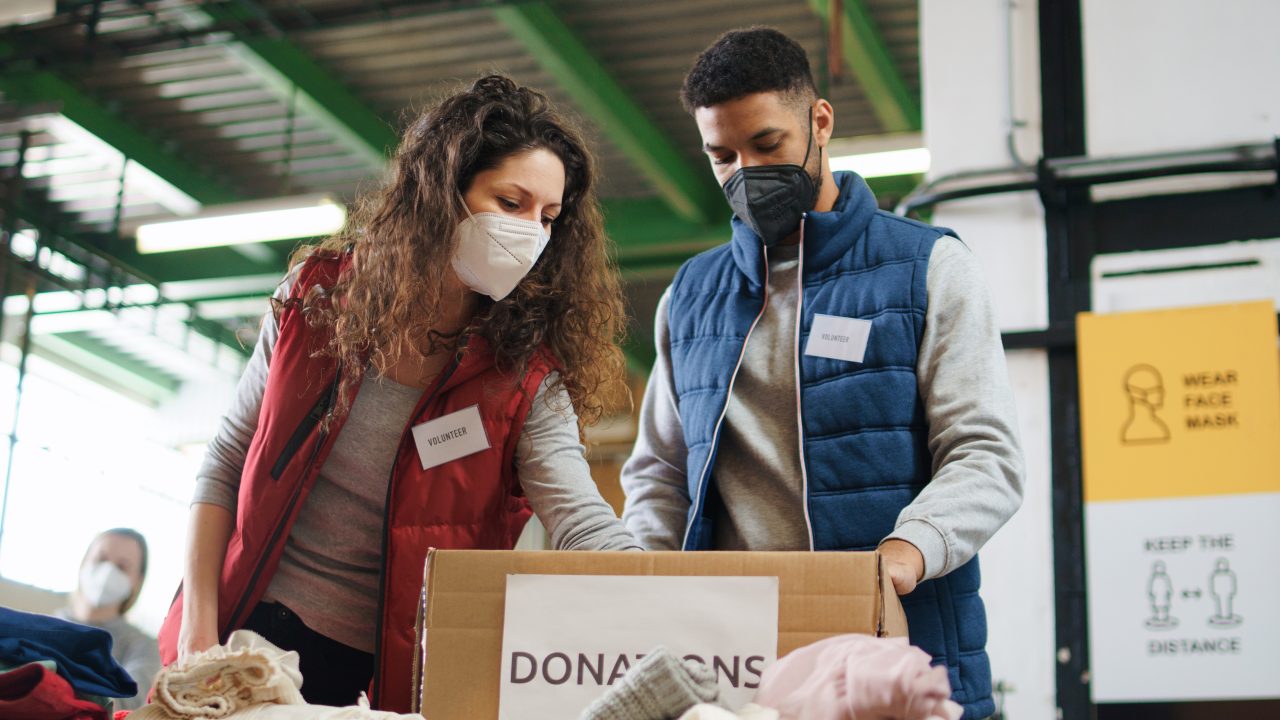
[1076,301,1280,503]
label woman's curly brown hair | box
[287,74,628,431]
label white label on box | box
[1086,493,1280,702]
[498,574,779,720]
[804,314,872,364]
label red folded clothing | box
[0,663,110,720]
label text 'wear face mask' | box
[80,561,133,609]
[451,208,550,301]
[721,108,822,246]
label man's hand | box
[879,538,925,596]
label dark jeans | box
[242,601,374,707]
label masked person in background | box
[159,74,641,712]
[620,29,1025,719]
[57,528,160,711]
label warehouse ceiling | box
[0,0,923,399]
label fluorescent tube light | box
[828,147,931,178]
[136,194,347,254]
[0,0,55,26]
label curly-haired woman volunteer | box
[158,75,640,711]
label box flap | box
[410,547,437,715]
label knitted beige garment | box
[131,631,306,719]
[129,631,421,720]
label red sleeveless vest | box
[157,254,555,711]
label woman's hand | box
[176,613,219,666]
[179,503,235,666]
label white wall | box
[921,2,1057,719]
[0,576,65,615]
[923,2,1280,718]
[1083,0,1280,157]
[0,355,198,636]
[1081,0,1280,202]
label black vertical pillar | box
[1039,1,1095,719]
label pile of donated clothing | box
[0,607,138,719]
[2,605,959,720]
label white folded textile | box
[130,631,416,720]
[185,698,419,719]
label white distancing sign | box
[1086,494,1280,701]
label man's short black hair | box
[680,27,818,113]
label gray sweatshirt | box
[194,280,639,652]
[620,237,1025,580]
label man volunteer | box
[620,28,1025,719]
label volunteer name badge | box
[498,575,779,720]
[804,314,872,363]
[1077,301,1280,703]
[411,404,490,470]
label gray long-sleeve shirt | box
[620,236,1024,580]
[194,281,639,652]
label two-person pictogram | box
[1144,558,1243,630]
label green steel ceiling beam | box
[6,192,259,362]
[866,173,923,200]
[807,0,921,133]
[100,239,290,284]
[0,65,240,205]
[6,186,272,285]
[602,197,725,249]
[493,2,721,225]
[187,314,253,359]
[35,333,180,404]
[198,3,396,169]
[621,338,656,376]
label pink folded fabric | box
[753,635,962,720]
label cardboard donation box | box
[412,550,908,720]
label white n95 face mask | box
[80,561,133,609]
[451,211,550,301]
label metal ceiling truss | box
[10,195,250,353]
[493,1,723,226]
[807,0,921,133]
[0,0,929,385]
[65,1,557,56]
[189,1,397,169]
[6,2,727,267]
[2,152,252,400]
[0,40,241,205]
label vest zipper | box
[681,243,772,549]
[227,365,343,633]
[794,217,816,550]
[269,383,336,480]
[370,355,462,707]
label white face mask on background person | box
[79,561,133,609]
[450,209,550,301]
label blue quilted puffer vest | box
[666,172,993,719]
